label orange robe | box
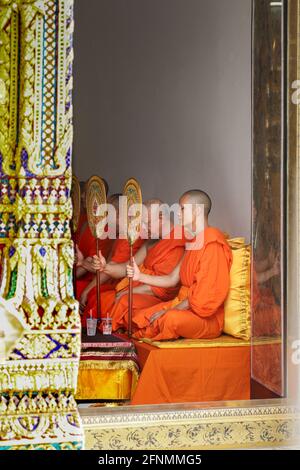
[108,228,186,331]
[73,212,87,245]
[134,227,232,341]
[82,238,144,326]
[75,222,114,299]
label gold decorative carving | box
[0,0,82,449]
[82,403,300,450]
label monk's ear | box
[195,204,204,217]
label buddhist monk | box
[90,199,186,330]
[75,179,113,301]
[127,190,232,341]
[80,194,144,326]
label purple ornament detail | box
[21,149,36,177]
[18,417,40,432]
[9,246,16,258]
[12,349,27,359]
[66,148,71,168]
[66,63,72,83]
[0,153,4,177]
[39,247,46,257]
[43,335,69,358]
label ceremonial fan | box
[86,176,108,321]
[123,178,143,337]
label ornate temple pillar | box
[0,0,83,449]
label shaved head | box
[144,198,169,218]
[142,199,170,239]
[80,180,87,192]
[180,190,212,216]
[108,193,122,208]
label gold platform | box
[76,359,139,401]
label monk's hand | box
[82,257,95,273]
[126,258,140,281]
[149,309,166,325]
[75,245,84,267]
[91,250,106,272]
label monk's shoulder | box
[168,226,186,246]
[114,238,128,249]
[204,227,229,246]
[203,228,232,268]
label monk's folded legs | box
[112,294,163,332]
[135,309,222,341]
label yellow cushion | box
[223,238,251,340]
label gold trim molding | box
[81,400,299,450]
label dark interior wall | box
[73,0,252,239]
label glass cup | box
[102,317,112,335]
[86,318,97,336]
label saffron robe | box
[75,222,114,300]
[82,238,144,325]
[73,212,87,245]
[109,228,186,331]
[133,227,232,341]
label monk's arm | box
[80,271,111,298]
[104,244,148,279]
[148,297,190,324]
[76,257,95,278]
[116,283,154,299]
[171,298,189,310]
[188,243,231,318]
[76,266,86,278]
[255,257,270,273]
[138,262,182,288]
[132,284,154,295]
[79,258,123,300]
[77,247,114,280]
[256,264,279,284]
